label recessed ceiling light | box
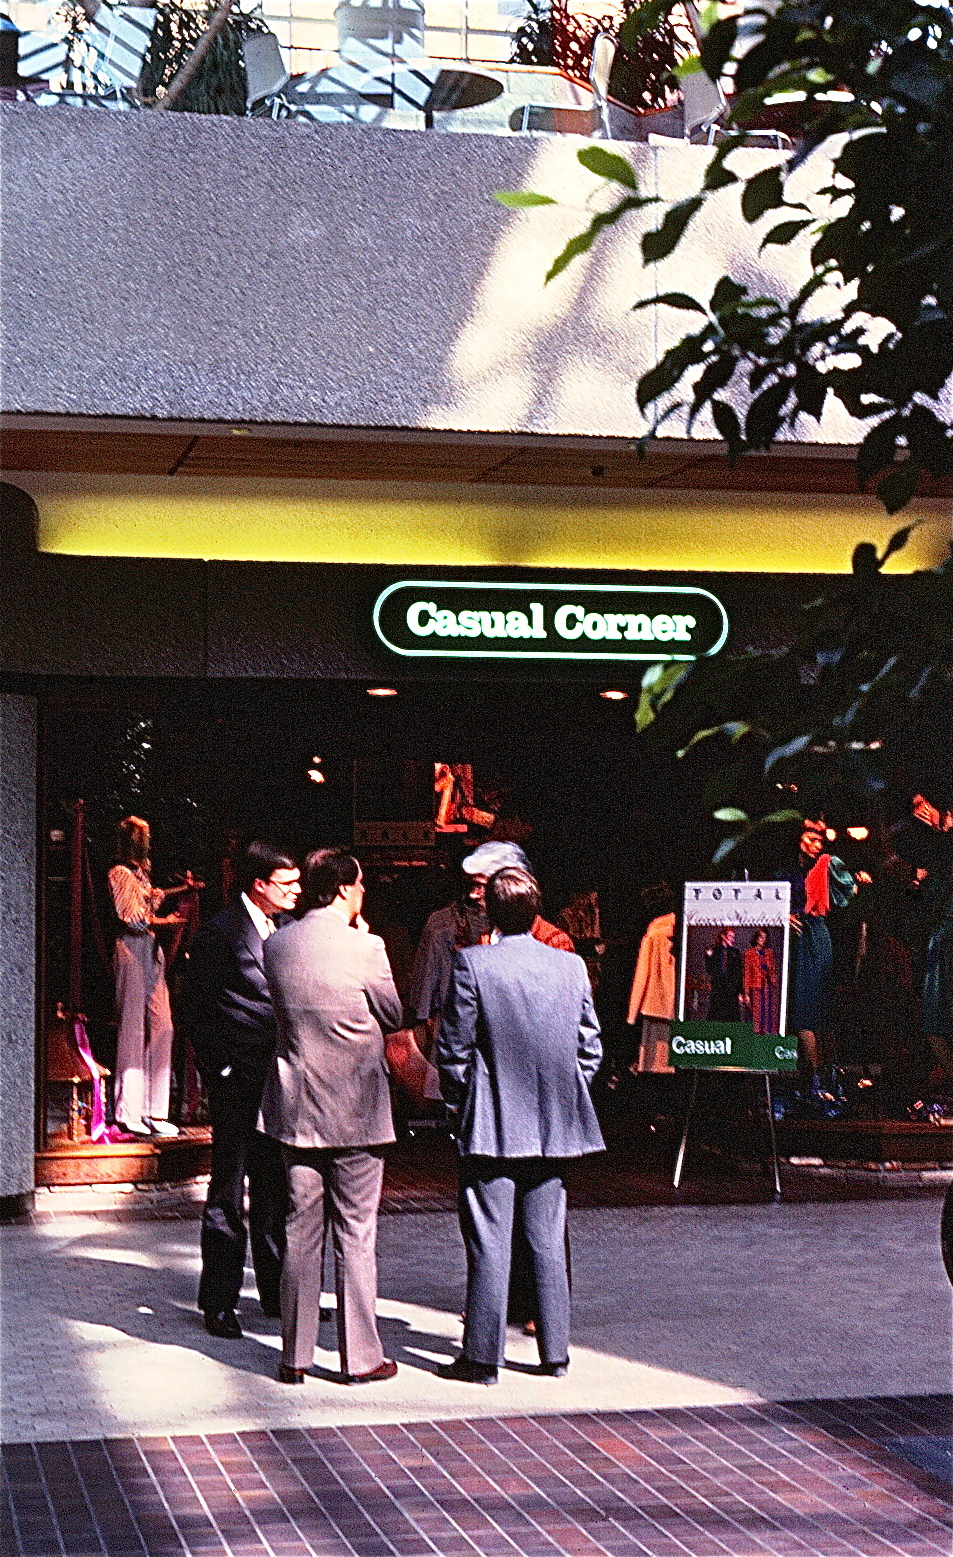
[846,825,869,840]
[600,689,628,701]
[307,769,325,783]
[367,687,398,697]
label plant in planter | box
[510,0,693,113]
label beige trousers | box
[280,1145,386,1376]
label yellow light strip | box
[22,475,951,573]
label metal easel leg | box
[673,1070,699,1188]
[764,1073,782,1201]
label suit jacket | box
[258,906,403,1150]
[437,933,605,1160]
[179,899,277,1084]
[405,901,487,1023]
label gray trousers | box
[460,1157,570,1368]
[280,1145,386,1376]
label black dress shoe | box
[343,1358,398,1385]
[538,1359,569,1377]
[203,1309,243,1339]
[277,1362,306,1384]
[437,1356,498,1385]
[260,1301,282,1319]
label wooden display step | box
[776,1117,953,1166]
[36,1127,212,1187]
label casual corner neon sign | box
[373,581,729,661]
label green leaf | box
[545,195,649,283]
[676,720,752,758]
[764,733,811,774]
[710,276,746,315]
[756,809,804,826]
[494,191,557,207]
[745,380,790,449]
[631,292,708,315]
[689,355,737,422]
[712,833,744,865]
[635,661,691,731]
[620,0,674,47]
[759,218,813,250]
[636,332,709,412]
[711,401,743,458]
[703,161,739,193]
[713,807,749,823]
[876,459,921,514]
[642,197,705,264]
[577,146,639,190]
[699,15,738,81]
[672,53,703,82]
[740,165,785,224]
[879,521,922,566]
[856,417,903,491]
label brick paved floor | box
[3,1395,949,1557]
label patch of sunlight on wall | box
[425,139,654,438]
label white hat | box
[461,841,530,877]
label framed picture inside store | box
[673,882,796,1072]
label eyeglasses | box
[268,876,300,895]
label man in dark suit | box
[437,866,604,1385]
[258,848,404,1386]
[181,840,300,1338]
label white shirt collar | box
[242,892,275,940]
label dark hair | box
[485,866,541,936]
[234,840,297,898]
[640,881,674,920]
[302,847,360,909]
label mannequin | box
[107,815,194,1137]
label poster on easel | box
[673,881,796,1072]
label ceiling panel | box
[4,423,951,500]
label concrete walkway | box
[2,1201,950,1444]
[3,1199,951,1557]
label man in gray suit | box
[437,866,604,1385]
[258,848,403,1386]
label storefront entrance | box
[37,672,688,1157]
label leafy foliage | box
[140,3,268,113]
[636,530,953,863]
[543,0,953,513]
[510,0,694,112]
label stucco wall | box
[1,104,870,444]
[0,694,37,1208]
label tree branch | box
[155,0,235,111]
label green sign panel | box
[373,580,729,661]
[670,1022,797,1072]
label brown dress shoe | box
[277,1362,306,1384]
[343,1358,398,1385]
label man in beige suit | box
[258,848,403,1385]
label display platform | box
[35,1126,212,1187]
[777,1118,953,1167]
